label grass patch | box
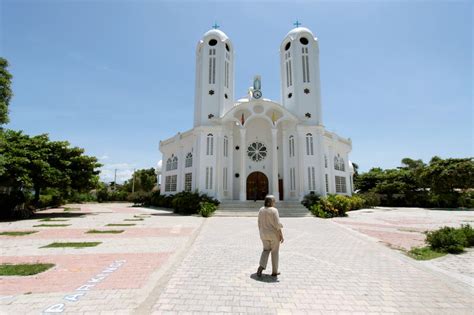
[106,224,135,226]
[41,242,101,248]
[63,207,80,212]
[0,231,38,236]
[33,224,70,227]
[408,246,447,260]
[86,229,124,234]
[124,218,143,221]
[39,218,69,222]
[0,263,55,276]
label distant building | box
[159,26,353,200]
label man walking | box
[257,195,284,277]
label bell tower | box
[280,25,322,125]
[194,27,234,127]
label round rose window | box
[247,142,267,162]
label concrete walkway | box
[1,203,473,314]
[149,216,473,314]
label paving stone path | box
[1,203,473,314]
[150,216,473,314]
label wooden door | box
[246,172,269,200]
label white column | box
[297,128,307,199]
[228,133,234,199]
[215,129,223,200]
[192,133,199,191]
[328,145,335,194]
[271,128,279,197]
[177,142,184,192]
[239,128,246,201]
[315,129,326,196]
[281,129,289,200]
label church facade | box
[159,26,354,201]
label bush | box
[37,189,64,209]
[460,224,474,247]
[428,192,460,208]
[171,191,202,214]
[0,190,34,219]
[327,195,351,215]
[426,226,466,254]
[67,192,96,203]
[458,191,474,209]
[358,192,381,208]
[309,195,345,218]
[301,192,320,209]
[128,191,152,206]
[150,190,161,206]
[348,195,365,210]
[199,202,217,217]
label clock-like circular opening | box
[300,37,309,45]
[209,39,218,46]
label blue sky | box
[2,0,472,183]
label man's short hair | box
[264,195,276,207]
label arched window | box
[206,134,214,155]
[307,166,316,191]
[224,52,230,89]
[208,48,216,84]
[172,156,178,170]
[289,136,295,157]
[334,154,345,171]
[305,133,314,155]
[185,153,193,168]
[340,158,345,172]
[285,51,292,88]
[166,158,172,171]
[223,136,228,157]
[302,46,310,83]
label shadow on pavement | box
[249,273,279,283]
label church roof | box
[202,29,229,41]
[285,27,315,39]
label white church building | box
[159,26,354,201]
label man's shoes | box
[271,272,280,277]
[257,266,264,277]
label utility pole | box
[132,168,136,193]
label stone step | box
[215,200,311,217]
[214,210,311,218]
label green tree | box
[0,57,13,125]
[0,130,102,205]
[354,167,384,192]
[422,157,474,193]
[123,168,157,192]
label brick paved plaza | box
[1,203,473,314]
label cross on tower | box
[293,20,301,28]
[212,22,220,29]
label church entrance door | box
[246,172,269,200]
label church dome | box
[202,29,229,41]
[285,27,315,39]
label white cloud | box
[99,163,135,184]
